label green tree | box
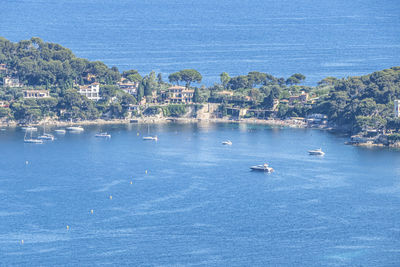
[286,73,306,85]
[179,69,202,88]
[168,72,181,85]
[193,87,200,103]
[157,73,163,84]
[122,70,142,83]
[220,72,230,88]
[168,69,202,88]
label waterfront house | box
[165,86,194,104]
[117,81,138,95]
[23,90,50,99]
[3,77,22,87]
[78,83,101,101]
[306,113,328,126]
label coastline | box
[3,117,399,148]
[0,117,307,128]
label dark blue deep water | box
[1,0,400,85]
[0,123,400,265]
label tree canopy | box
[168,69,202,87]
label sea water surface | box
[0,123,400,265]
[1,0,400,85]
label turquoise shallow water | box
[0,123,400,265]
[1,0,400,85]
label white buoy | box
[145,170,148,174]
[90,209,94,214]
[137,132,139,136]
[25,161,29,165]
[109,195,112,200]
[66,225,69,230]
[130,181,133,185]
[21,239,24,244]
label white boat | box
[143,136,158,141]
[222,140,232,145]
[143,124,157,141]
[38,124,55,141]
[95,132,111,138]
[308,148,325,156]
[21,126,38,132]
[250,163,274,172]
[54,129,66,134]
[66,126,84,132]
[24,131,43,144]
[24,139,43,144]
[38,133,55,141]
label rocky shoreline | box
[0,117,307,128]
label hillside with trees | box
[1,37,400,137]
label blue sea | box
[0,123,400,266]
[1,0,400,85]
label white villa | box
[78,83,101,101]
[3,77,22,87]
[117,81,138,95]
[23,90,50,99]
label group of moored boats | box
[220,139,325,173]
[21,125,325,174]
[250,148,325,173]
[23,125,112,143]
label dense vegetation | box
[313,67,400,132]
[0,37,166,122]
[1,37,400,136]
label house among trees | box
[78,82,100,101]
[84,73,97,83]
[117,81,138,96]
[0,101,10,108]
[3,77,22,87]
[23,90,50,99]
[0,64,8,74]
[289,91,309,105]
[217,90,234,97]
[164,86,194,104]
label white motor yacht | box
[308,148,325,156]
[222,140,232,145]
[54,129,66,134]
[22,126,38,132]
[95,132,111,138]
[143,136,158,141]
[66,126,84,132]
[250,163,274,172]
